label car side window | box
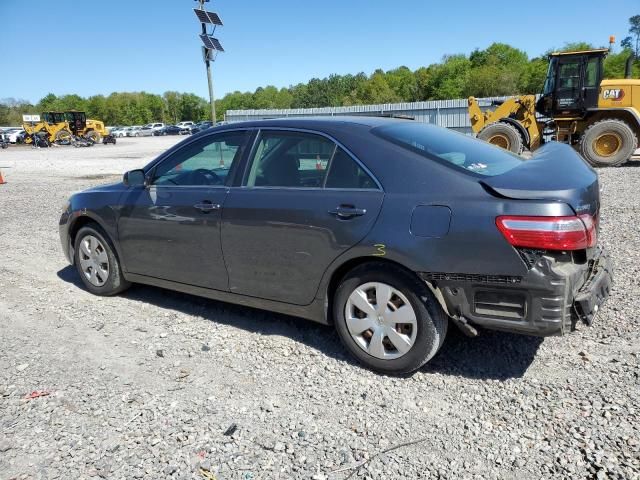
[325,147,377,189]
[245,131,336,188]
[152,131,249,187]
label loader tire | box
[85,130,101,144]
[477,122,523,154]
[55,129,72,145]
[579,119,637,167]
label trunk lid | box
[480,142,600,216]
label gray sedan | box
[59,117,612,374]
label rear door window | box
[325,148,377,189]
[373,122,523,177]
[244,131,336,188]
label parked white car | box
[5,128,26,143]
[175,121,194,134]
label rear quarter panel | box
[314,128,576,298]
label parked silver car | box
[137,123,165,137]
[127,126,143,137]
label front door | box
[117,130,250,290]
[221,130,384,305]
[553,56,584,115]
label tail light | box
[496,215,597,251]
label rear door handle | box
[329,205,367,219]
[194,201,220,212]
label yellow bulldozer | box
[468,48,639,166]
[23,111,108,145]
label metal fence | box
[225,97,511,133]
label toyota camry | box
[59,117,613,374]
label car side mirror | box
[123,169,146,187]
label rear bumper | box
[421,247,613,337]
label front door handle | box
[329,205,367,219]
[194,201,220,213]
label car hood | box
[81,181,126,193]
[480,142,599,215]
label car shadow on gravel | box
[58,266,543,380]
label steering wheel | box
[191,168,222,185]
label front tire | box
[55,129,72,145]
[477,122,524,154]
[579,119,637,167]
[74,224,130,296]
[333,263,448,374]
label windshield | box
[373,122,523,177]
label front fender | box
[66,192,126,269]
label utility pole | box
[194,0,224,122]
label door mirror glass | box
[123,169,146,187]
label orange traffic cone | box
[0,169,6,185]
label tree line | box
[1,40,638,127]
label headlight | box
[61,200,71,214]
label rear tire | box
[85,130,101,144]
[477,122,524,154]
[579,119,637,167]
[333,263,448,375]
[74,224,130,296]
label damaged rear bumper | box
[420,247,613,337]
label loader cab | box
[42,112,66,125]
[536,49,607,117]
[64,111,87,135]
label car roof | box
[219,116,412,130]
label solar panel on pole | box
[199,34,225,52]
[193,9,223,26]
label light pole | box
[194,0,224,122]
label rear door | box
[221,129,384,305]
[117,130,250,290]
[582,56,601,110]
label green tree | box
[86,95,107,121]
[414,67,431,101]
[355,70,401,104]
[428,55,472,99]
[620,15,640,55]
[163,91,182,123]
[385,66,418,101]
[518,57,549,94]
[604,49,640,78]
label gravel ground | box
[0,138,639,480]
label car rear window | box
[372,122,523,177]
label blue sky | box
[0,0,637,103]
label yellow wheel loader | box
[469,49,639,167]
[22,111,108,145]
[64,111,108,143]
[23,112,73,145]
